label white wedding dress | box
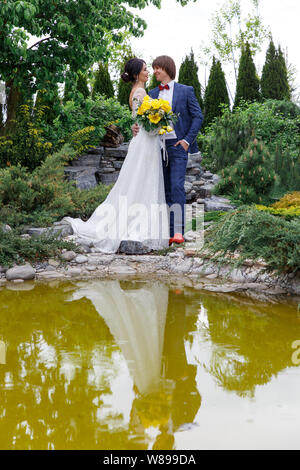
[67,280,169,395]
[63,88,169,253]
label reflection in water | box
[0,280,299,449]
[0,341,6,364]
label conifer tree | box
[92,63,114,99]
[203,57,229,128]
[234,42,260,108]
[261,39,277,100]
[275,46,291,100]
[216,137,276,203]
[178,50,203,108]
[77,72,90,99]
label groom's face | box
[153,66,170,84]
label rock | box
[48,259,60,267]
[65,267,82,277]
[113,161,123,170]
[202,171,214,179]
[184,182,193,193]
[61,250,77,261]
[76,238,93,248]
[192,180,205,187]
[118,240,151,255]
[75,255,88,264]
[87,146,104,155]
[6,263,35,281]
[97,171,120,185]
[44,265,57,272]
[37,271,65,279]
[27,227,49,237]
[108,265,136,274]
[104,143,129,159]
[86,265,97,271]
[0,224,12,233]
[64,166,98,190]
[0,266,7,273]
[52,225,74,237]
[197,184,215,198]
[71,153,102,167]
[20,234,31,239]
[204,195,236,212]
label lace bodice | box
[131,87,146,118]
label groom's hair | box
[152,56,176,80]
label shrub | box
[0,102,53,170]
[256,191,300,220]
[42,95,133,153]
[215,137,276,204]
[199,100,300,178]
[203,206,300,274]
[0,144,111,230]
[0,227,80,268]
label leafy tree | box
[261,41,290,101]
[199,0,271,99]
[0,0,191,136]
[203,57,229,128]
[35,85,60,124]
[234,42,260,108]
[178,50,203,108]
[92,63,114,99]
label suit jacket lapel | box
[172,82,179,112]
[150,87,160,99]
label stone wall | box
[64,143,224,203]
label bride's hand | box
[132,123,140,137]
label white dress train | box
[63,88,170,253]
[67,280,169,395]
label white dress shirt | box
[158,80,189,148]
[158,80,177,140]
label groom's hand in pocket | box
[175,140,189,152]
[132,123,140,137]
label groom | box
[133,55,203,245]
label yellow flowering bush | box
[135,95,177,134]
[255,191,300,219]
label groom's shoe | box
[169,233,185,246]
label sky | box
[129,0,300,103]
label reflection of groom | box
[133,55,203,244]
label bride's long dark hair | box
[121,58,146,83]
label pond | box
[0,279,299,450]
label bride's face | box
[138,63,149,83]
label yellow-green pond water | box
[0,279,299,450]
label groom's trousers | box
[162,139,188,238]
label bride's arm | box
[131,88,146,117]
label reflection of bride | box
[67,280,168,395]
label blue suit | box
[149,83,203,236]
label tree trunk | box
[0,83,21,137]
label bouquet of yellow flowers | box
[134,95,178,135]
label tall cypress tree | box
[204,57,229,128]
[276,46,291,100]
[178,50,203,108]
[234,42,260,108]
[261,41,290,101]
[92,63,114,99]
[261,39,277,100]
[77,72,90,99]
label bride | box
[63,58,170,254]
